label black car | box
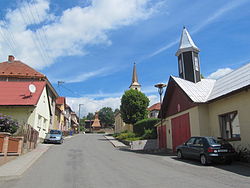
[176,136,236,165]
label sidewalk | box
[104,136,128,148]
[0,135,75,181]
[0,143,52,181]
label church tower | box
[129,63,141,91]
[176,27,201,83]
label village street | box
[0,134,249,188]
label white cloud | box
[0,0,161,69]
[67,94,159,117]
[207,68,233,80]
[67,97,121,117]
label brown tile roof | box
[0,81,46,106]
[0,61,45,79]
[56,97,66,105]
[148,102,161,111]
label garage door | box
[171,113,191,152]
[157,125,166,149]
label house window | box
[219,111,240,140]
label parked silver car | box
[44,130,64,144]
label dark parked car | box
[176,136,236,165]
[44,130,64,144]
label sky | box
[0,0,250,117]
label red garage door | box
[157,125,166,149]
[171,113,191,152]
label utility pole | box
[78,104,84,134]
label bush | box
[0,113,19,134]
[133,118,159,137]
[117,132,135,140]
[141,129,157,140]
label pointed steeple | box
[176,27,200,57]
[176,27,201,83]
[129,63,141,91]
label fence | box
[16,124,39,153]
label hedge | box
[133,118,159,137]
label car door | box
[182,137,196,158]
[191,137,205,159]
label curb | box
[0,144,51,181]
[104,136,128,148]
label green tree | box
[120,89,149,125]
[114,108,120,114]
[99,107,115,127]
[86,113,94,120]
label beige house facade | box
[114,112,133,133]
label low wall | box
[130,139,157,151]
[0,132,23,157]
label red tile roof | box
[148,103,161,111]
[0,81,46,106]
[56,97,66,105]
[0,61,45,78]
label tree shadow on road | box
[118,147,175,157]
[172,157,250,177]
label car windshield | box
[49,130,61,134]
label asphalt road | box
[0,134,250,188]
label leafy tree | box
[86,113,94,120]
[114,108,120,114]
[98,107,115,127]
[120,89,149,125]
[0,113,19,134]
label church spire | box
[129,63,141,91]
[176,27,200,56]
[176,27,201,83]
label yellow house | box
[158,27,250,152]
[0,81,50,139]
[114,111,133,133]
[56,97,66,131]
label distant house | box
[114,111,133,133]
[56,97,66,131]
[70,112,79,133]
[158,27,250,152]
[148,103,160,118]
[91,112,101,130]
[0,55,59,131]
[0,81,50,139]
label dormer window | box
[178,59,183,73]
[194,56,199,71]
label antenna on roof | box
[58,81,65,86]
[29,84,36,96]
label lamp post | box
[78,104,84,134]
[154,83,167,127]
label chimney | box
[8,55,15,62]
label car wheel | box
[177,150,183,159]
[200,154,208,165]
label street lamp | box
[78,104,84,134]
[154,83,167,127]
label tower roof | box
[130,63,141,88]
[176,27,200,56]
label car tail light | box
[208,147,215,153]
